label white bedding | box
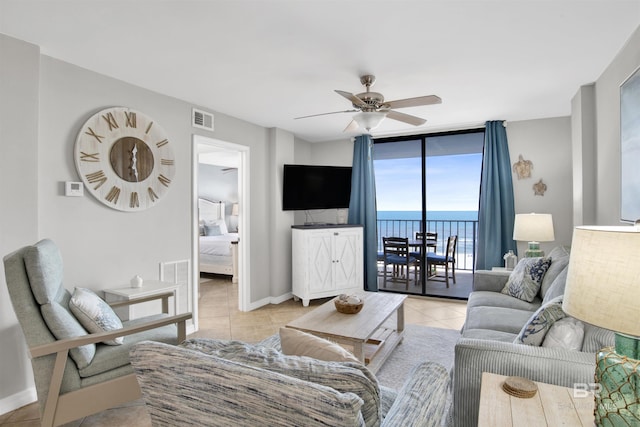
[199,233,239,256]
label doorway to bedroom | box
[193,135,250,332]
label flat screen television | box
[282,164,352,211]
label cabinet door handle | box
[334,232,339,236]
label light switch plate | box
[65,181,84,197]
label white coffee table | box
[286,292,406,373]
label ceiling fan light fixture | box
[353,111,387,131]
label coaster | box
[502,376,538,398]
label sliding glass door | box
[374,130,484,297]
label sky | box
[374,153,482,211]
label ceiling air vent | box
[192,108,214,131]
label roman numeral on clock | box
[80,152,99,162]
[101,112,119,131]
[125,111,137,128]
[105,186,121,204]
[145,121,154,134]
[148,187,158,202]
[85,127,104,143]
[158,174,171,187]
[156,139,169,148]
[130,192,139,208]
[85,170,107,189]
[161,158,174,166]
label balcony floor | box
[378,268,473,300]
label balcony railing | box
[377,218,478,271]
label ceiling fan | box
[295,75,442,132]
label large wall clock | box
[74,107,175,212]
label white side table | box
[104,280,179,321]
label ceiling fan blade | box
[343,119,359,132]
[386,110,427,126]
[335,90,367,108]
[385,95,442,109]
[294,110,357,120]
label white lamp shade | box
[231,203,239,216]
[353,111,387,131]
[562,225,640,337]
[513,213,555,242]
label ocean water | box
[376,211,478,262]
[377,210,478,221]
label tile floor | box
[0,275,467,426]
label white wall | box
[571,84,597,226]
[593,25,640,225]
[507,118,573,255]
[0,34,40,412]
[0,33,303,412]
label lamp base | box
[524,241,544,258]
[595,333,640,426]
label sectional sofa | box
[453,246,615,427]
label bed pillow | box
[501,257,552,302]
[204,219,228,235]
[515,295,566,346]
[69,287,124,345]
[279,327,361,364]
[203,224,222,236]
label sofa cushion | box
[515,296,566,346]
[541,267,568,305]
[464,306,535,335]
[181,338,381,427]
[582,324,616,353]
[279,327,360,363]
[41,296,95,369]
[542,317,584,351]
[539,246,570,299]
[78,314,177,378]
[69,287,124,345]
[461,328,518,343]
[466,290,542,312]
[501,257,552,302]
[24,239,64,305]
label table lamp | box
[562,225,640,426]
[513,213,555,257]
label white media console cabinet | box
[291,224,363,306]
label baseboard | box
[0,387,37,416]
[246,292,293,311]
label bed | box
[198,198,239,282]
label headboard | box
[198,198,225,223]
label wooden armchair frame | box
[30,292,191,427]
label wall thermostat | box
[65,181,84,197]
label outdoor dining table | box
[408,239,437,251]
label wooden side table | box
[104,280,179,321]
[478,372,595,426]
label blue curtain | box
[348,135,378,291]
[476,121,517,270]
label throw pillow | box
[279,327,361,364]
[69,287,124,345]
[515,295,566,346]
[181,338,381,427]
[542,317,585,351]
[501,257,552,302]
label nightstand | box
[104,280,179,321]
